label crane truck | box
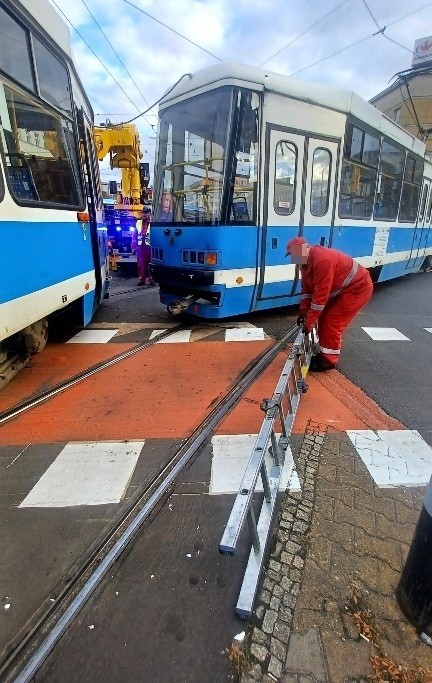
[93,123,150,271]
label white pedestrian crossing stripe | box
[209,434,300,495]
[19,442,143,507]
[361,327,410,341]
[347,430,432,488]
[225,328,266,342]
[68,327,267,343]
[67,329,119,343]
[149,329,192,343]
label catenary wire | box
[259,0,351,68]
[50,0,152,130]
[80,0,158,124]
[288,0,432,78]
[360,0,381,31]
[123,0,223,62]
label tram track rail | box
[1,323,299,683]
[0,325,186,427]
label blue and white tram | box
[150,63,432,319]
[0,0,109,369]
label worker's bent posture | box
[286,237,373,371]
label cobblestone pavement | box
[240,422,432,683]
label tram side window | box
[0,82,82,206]
[427,188,432,224]
[399,156,424,222]
[310,148,331,217]
[339,124,378,219]
[33,37,72,115]
[274,141,297,215]
[228,90,259,224]
[0,7,35,93]
[374,139,404,220]
[419,184,428,222]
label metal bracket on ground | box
[219,328,315,619]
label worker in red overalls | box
[132,206,155,286]
[286,236,373,371]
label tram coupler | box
[167,296,198,315]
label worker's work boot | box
[309,354,335,372]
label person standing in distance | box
[286,236,373,371]
[133,206,155,286]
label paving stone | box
[268,655,283,679]
[250,643,268,664]
[285,628,329,681]
[262,609,278,634]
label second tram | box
[150,63,432,319]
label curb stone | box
[241,421,328,683]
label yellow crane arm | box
[94,123,148,209]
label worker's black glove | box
[302,323,310,335]
[297,314,306,327]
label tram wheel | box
[22,318,49,354]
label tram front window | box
[153,86,259,225]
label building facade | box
[370,37,432,153]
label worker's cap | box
[285,236,307,257]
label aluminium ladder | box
[219,329,315,619]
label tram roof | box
[160,62,425,156]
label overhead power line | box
[288,1,432,78]
[80,0,157,122]
[259,0,351,68]
[123,0,223,62]
[50,0,153,130]
[360,0,380,32]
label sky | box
[48,0,432,184]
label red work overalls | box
[299,246,373,367]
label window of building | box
[399,155,424,222]
[0,6,34,92]
[393,107,401,124]
[310,148,331,216]
[339,124,379,219]
[274,141,297,215]
[373,139,404,220]
[0,81,82,206]
[33,37,72,115]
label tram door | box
[408,179,431,268]
[78,109,104,304]
[258,127,339,300]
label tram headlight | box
[205,252,218,265]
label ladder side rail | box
[218,340,305,556]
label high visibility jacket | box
[299,246,369,329]
[133,218,150,248]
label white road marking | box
[149,329,192,343]
[209,434,300,495]
[225,328,266,342]
[425,328,432,334]
[66,329,118,343]
[347,430,432,488]
[361,327,410,341]
[19,441,143,507]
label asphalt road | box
[339,271,432,445]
